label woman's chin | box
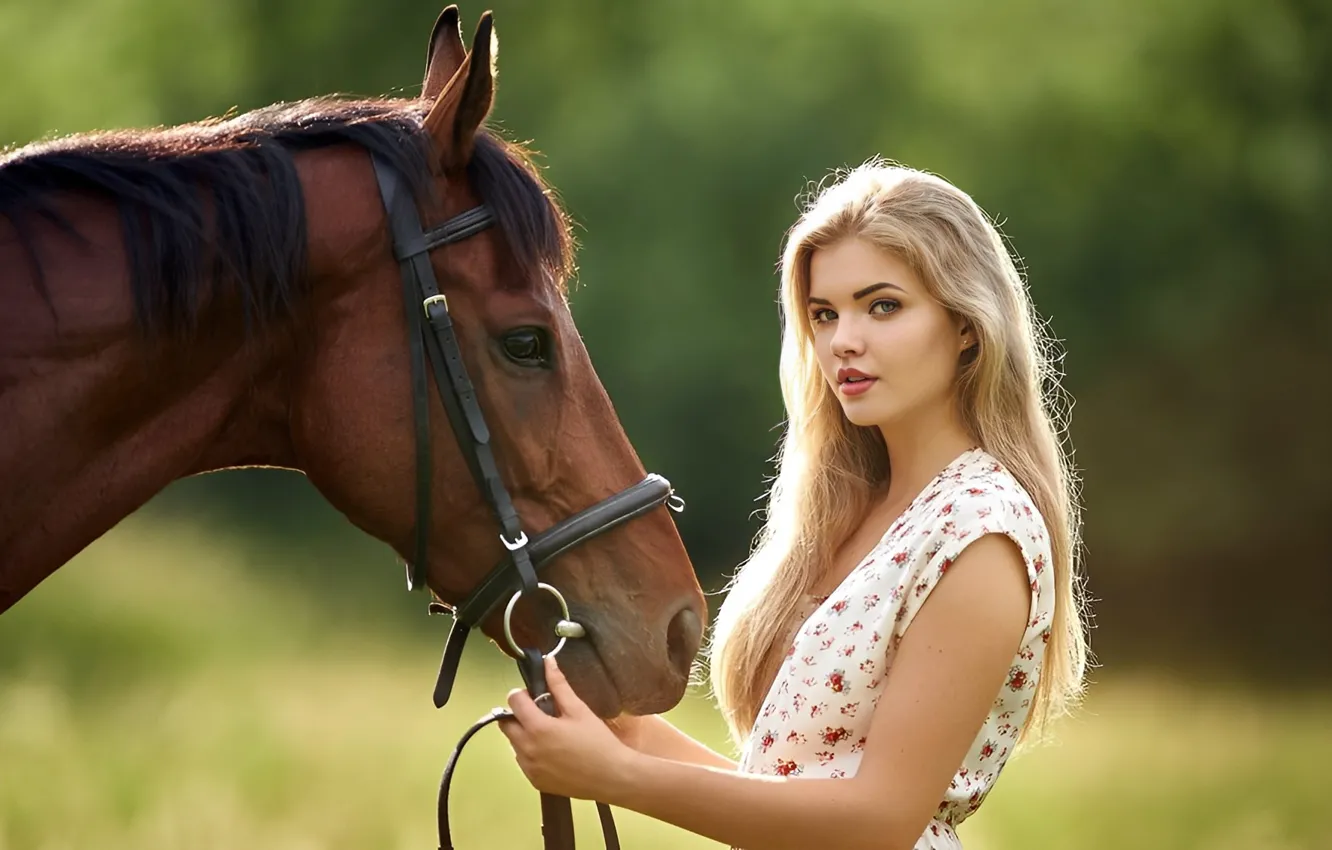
[840,403,888,429]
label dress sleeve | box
[896,486,1054,645]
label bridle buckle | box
[422,293,448,317]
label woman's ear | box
[958,320,979,364]
[958,320,976,352]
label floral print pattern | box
[737,448,1055,849]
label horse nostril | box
[666,603,704,679]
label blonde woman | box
[498,160,1090,850]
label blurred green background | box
[2,0,1329,848]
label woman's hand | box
[497,654,644,803]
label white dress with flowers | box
[736,448,1055,849]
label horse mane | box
[0,96,573,337]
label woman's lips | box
[839,377,877,397]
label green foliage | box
[3,0,1329,671]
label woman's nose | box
[830,318,863,359]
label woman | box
[498,159,1090,850]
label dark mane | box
[0,96,573,336]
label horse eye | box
[501,328,549,367]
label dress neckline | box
[802,445,985,603]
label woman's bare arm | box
[601,533,1031,850]
[606,713,738,770]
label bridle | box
[372,154,679,850]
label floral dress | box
[736,448,1055,849]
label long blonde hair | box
[708,159,1089,749]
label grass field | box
[2,512,1328,850]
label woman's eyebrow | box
[807,281,905,305]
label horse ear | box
[423,11,497,172]
[422,6,466,102]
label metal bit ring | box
[502,582,581,658]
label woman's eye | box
[810,308,836,324]
[870,299,900,316]
[501,328,550,367]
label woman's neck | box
[877,403,976,511]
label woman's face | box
[806,237,970,431]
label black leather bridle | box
[372,153,681,850]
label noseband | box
[373,154,679,850]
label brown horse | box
[0,7,705,718]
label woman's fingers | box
[544,655,588,717]
[506,687,550,727]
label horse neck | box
[0,192,297,613]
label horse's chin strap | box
[428,473,678,710]
[437,649,621,850]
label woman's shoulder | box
[892,448,1054,632]
[919,448,1050,551]
[840,448,1055,650]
